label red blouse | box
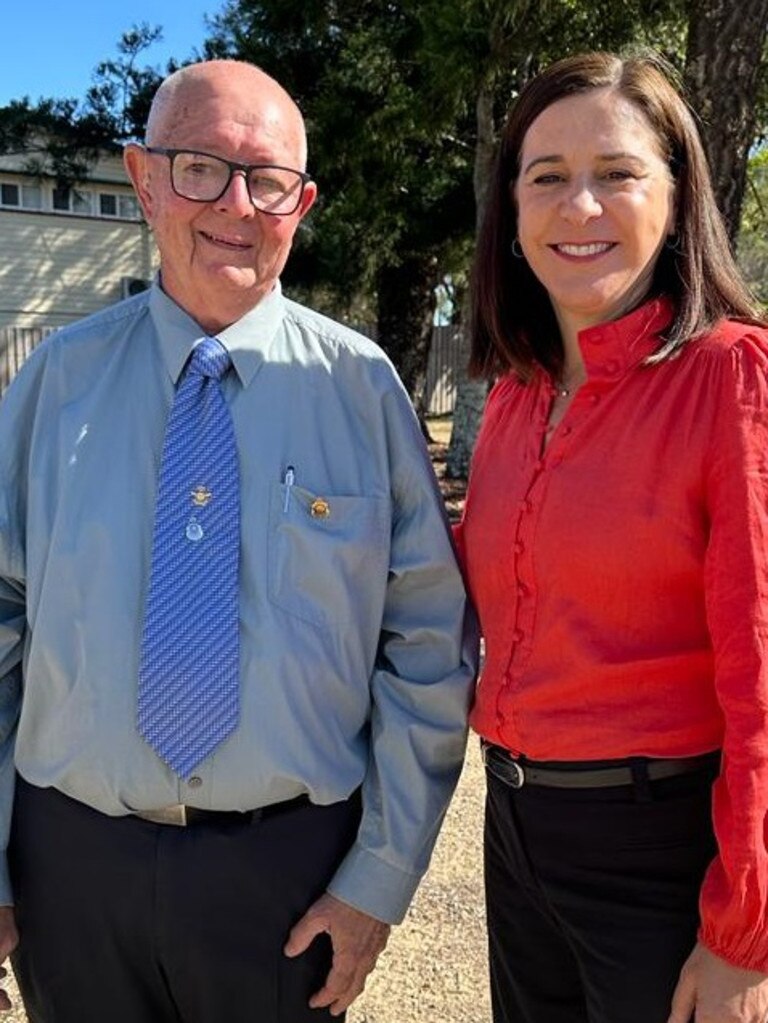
[458,297,768,972]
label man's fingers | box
[283,909,326,959]
[0,907,18,963]
[308,954,360,1009]
[0,906,18,1010]
[285,893,390,1014]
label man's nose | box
[214,170,255,216]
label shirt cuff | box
[326,840,421,924]
[698,925,768,975]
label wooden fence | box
[0,327,55,394]
[1,323,464,414]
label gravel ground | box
[350,739,490,1023]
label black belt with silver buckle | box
[482,742,720,790]
[131,793,310,827]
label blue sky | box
[0,0,226,107]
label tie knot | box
[188,338,231,381]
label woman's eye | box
[604,169,634,181]
[532,173,563,185]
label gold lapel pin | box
[310,497,330,519]
[191,485,213,507]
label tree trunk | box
[446,84,497,479]
[375,254,436,435]
[684,0,768,243]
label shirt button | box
[188,776,203,788]
[561,425,572,436]
[513,629,525,642]
[518,583,530,597]
[589,394,601,406]
[513,541,525,554]
[520,499,533,513]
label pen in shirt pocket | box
[283,465,295,512]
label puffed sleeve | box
[698,328,768,971]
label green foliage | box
[0,24,171,188]
[204,0,691,320]
[205,1,476,317]
[737,147,768,308]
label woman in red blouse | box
[458,52,768,1023]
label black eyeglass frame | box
[144,146,313,215]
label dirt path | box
[350,739,489,1023]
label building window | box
[52,186,93,215]
[0,181,42,210]
[0,183,19,206]
[0,177,140,219]
[99,192,141,220]
[99,193,118,217]
[118,194,140,219]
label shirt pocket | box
[267,482,391,630]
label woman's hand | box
[668,942,768,1023]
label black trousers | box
[484,757,719,1023]
[9,777,362,1023]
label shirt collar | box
[148,277,286,388]
[574,295,675,385]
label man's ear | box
[296,179,317,221]
[123,144,154,223]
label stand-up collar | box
[576,296,675,385]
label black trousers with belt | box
[9,777,362,1023]
[484,753,720,1023]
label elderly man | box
[0,60,475,1023]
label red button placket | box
[494,381,597,747]
[493,387,549,741]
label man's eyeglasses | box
[144,146,312,216]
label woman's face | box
[514,87,676,340]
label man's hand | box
[668,941,768,1023]
[284,893,390,1016]
[0,906,18,1012]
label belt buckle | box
[135,805,188,826]
[482,742,525,789]
[508,760,525,789]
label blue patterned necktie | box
[138,337,240,779]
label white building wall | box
[0,208,155,328]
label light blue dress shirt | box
[0,281,476,922]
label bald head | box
[145,60,308,168]
[124,57,317,332]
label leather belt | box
[131,793,310,827]
[482,743,720,790]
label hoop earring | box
[665,233,682,253]
[511,238,524,259]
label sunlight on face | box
[514,87,676,342]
